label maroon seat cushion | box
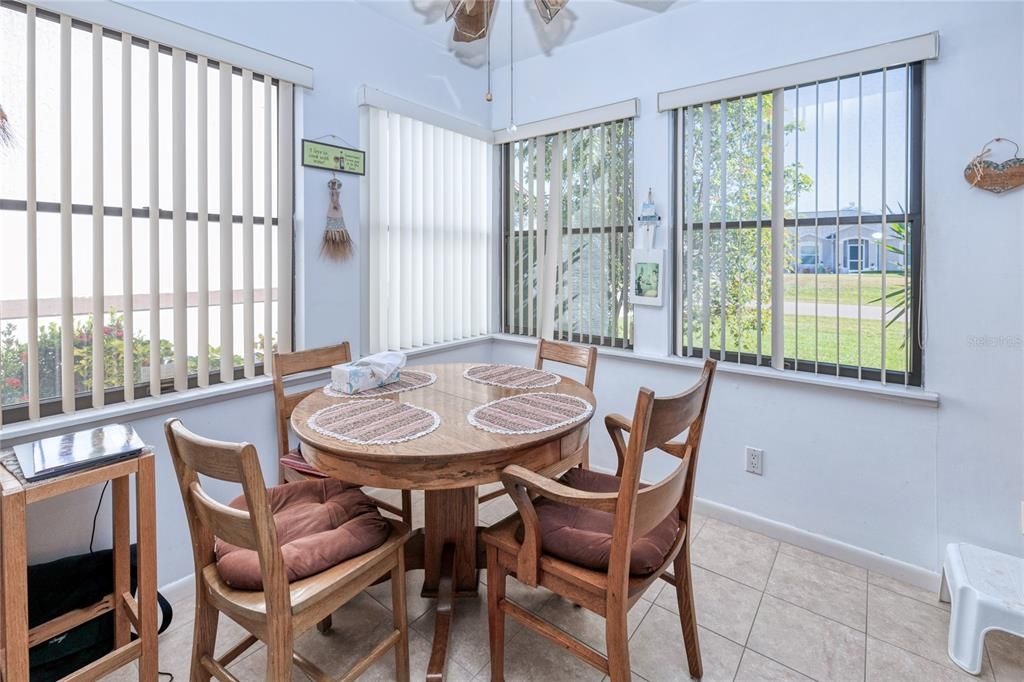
[522,468,679,576]
[215,479,390,590]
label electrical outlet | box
[745,447,764,476]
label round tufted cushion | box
[215,479,390,590]
[519,468,680,576]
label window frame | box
[671,62,924,386]
[499,119,636,349]
[0,0,296,425]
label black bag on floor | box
[27,544,172,681]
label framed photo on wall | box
[630,248,664,307]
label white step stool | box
[940,543,1024,675]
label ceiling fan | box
[445,0,565,43]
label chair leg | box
[265,628,294,680]
[674,542,703,679]
[486,545,506,682]
[190,594,219,682]
[605,599,631,682]
[392,549,411,682]
[316,614,332,634]
[580,440,591,470]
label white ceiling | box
[356,0,685,69]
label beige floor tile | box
[364,568,435,622]
[734,649,812,681]
[869,571,948,610]
[411,582,529,676]
[638,578,666,602]
[866,636,988,681]
[231,625,477,681]
[479,494,518,526]
[687,512,708,540]
[985,629,1024,682]
[156,610,253,680]
[778,543,867,582]
[691,519,779,590]
[866,584,992,679]
[628,604,743,682]
[747,594,865,681]
[98,662,138,681]
[488,623,605,681]
[655,565,762,645]
[766,551,867,631]
[536,594,652,654]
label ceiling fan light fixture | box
[534,0,568,24]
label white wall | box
[489,1,1024,572]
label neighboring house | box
[790,207,909,274]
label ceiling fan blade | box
[534,0,569,24]
[448,0,495,43]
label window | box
[0,1,296,424]
[363,106,491,352]
[672,61,923,385]
[502,118,635,347]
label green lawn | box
[783,273,908,307]
[696,313,910,373]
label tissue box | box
[330,363,400,395]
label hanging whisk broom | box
[321,177,353,261]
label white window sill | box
[1,335,496,447]
[490,333,940,406]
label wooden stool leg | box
[674,541,702,679]
[401,489,413,527]
[136,455,159,681]
[0,490,29,682]
[191,594,219,682]
[111,477,131,649]
[391,549,410,682]
[486,545,506,682]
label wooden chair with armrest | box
[482,359,716,681]
[272,342,413,526]
[164,418,411,682]
[478,338,599,505]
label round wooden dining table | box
[291,362,596,680]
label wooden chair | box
[479,339,599,505]
[535,338,598,391]
[272,342,413,526]
[482,359,716,681]
[165,418,412,682]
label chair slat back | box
[535,339,598,390]
[633,458,689,538]
[607,360,716,585]
[642,379,709,453]
[189,482,260,551]
[272,343,351,459]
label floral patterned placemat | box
[467,392,592,435]
[307,399,440,445]
[463,364,560,389]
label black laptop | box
[12,424,146,482]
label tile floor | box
[104,491,1024,681]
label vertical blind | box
[364,106,491,353]
[0,1,295,423]
[503,118,635,347]
[673,63,922,385]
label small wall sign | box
[301,139,366,175]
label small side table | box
[0,448,158,681]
